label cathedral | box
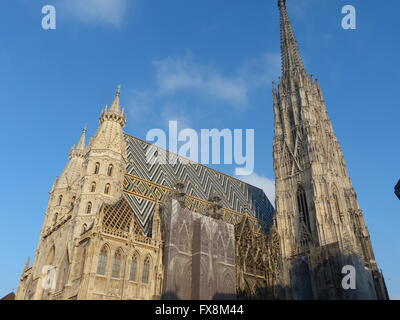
[16,0,388,300]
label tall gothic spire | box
[278,0,305,78]
[273,0,388,300]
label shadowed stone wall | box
[162,199,236,300]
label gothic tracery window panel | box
[58,195,63,206]
[142,257,151,284]
[112,250,122,278]
[297,185,311,232]
[97,246,108,275]
[129,255,138,281]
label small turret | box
[76,126,87,150]
[100,86,126,128]
[70,126,87,159]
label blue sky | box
[0,0,399,299]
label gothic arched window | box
[107,164,114,177]
[297,186,311,232]
[53,212,58,225]
[129,255,138,281]
[82,224,87,234]
[86,202,92,214]
[91,182,96,193]
[112,250,122,278]
[97,246,108,275]
[142,257,151,284]
[104,184,111,195]
[58,195,63,206]
[71,196,76,207]
[94,162,100,174]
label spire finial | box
[278,0,286,8]
[116,84,121,96]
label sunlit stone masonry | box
[16,0,388,300]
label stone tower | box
[75,87,127,238]
[273,0,388,299]
[14,88,144,300]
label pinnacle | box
[76,126,87,150]
[110,85,121,113]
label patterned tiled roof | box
[123,134,275,235]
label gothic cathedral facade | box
[16,0,388,300]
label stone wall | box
[162,199,236,300]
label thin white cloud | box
[126,51,280,129]
[59,0,129,27]
[153,54,248,107]
[126,89,193,131]
[239,52,281,87]
[237,172,276,205]
[151,52,280,109]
